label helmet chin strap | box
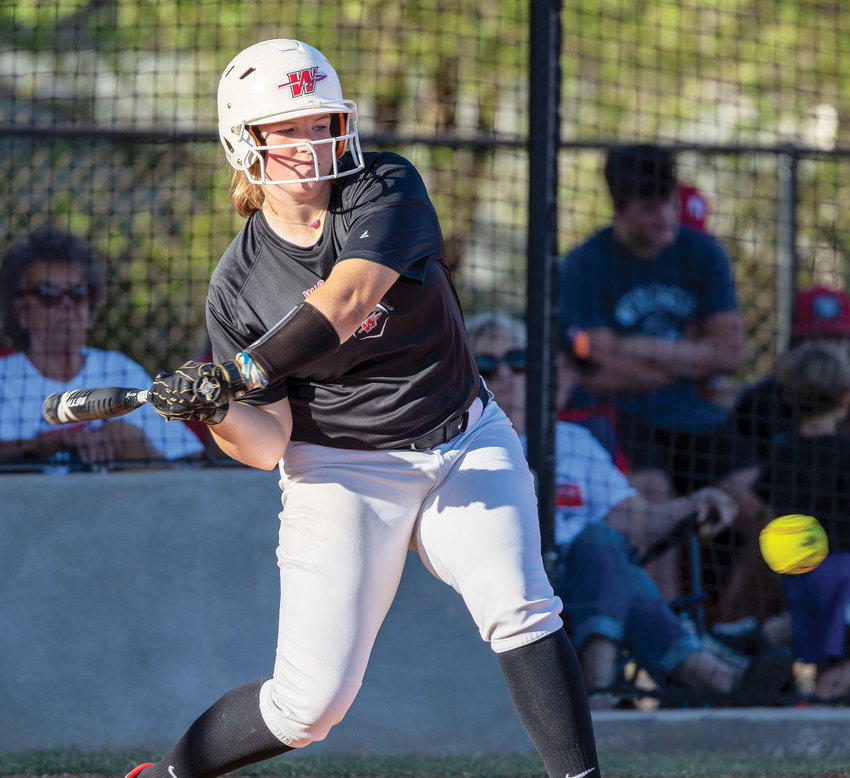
[331,114,346,157]
[247,125,265,150]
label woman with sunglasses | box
[0,226,203,470]
[470,314,527,434]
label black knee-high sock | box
[498,630,600,778]
[142,680,292,778]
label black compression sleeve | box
[245,302,340,383]
[140,680,291,778]
[498,630,599,778]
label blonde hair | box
[775,340,850,417]
[229,167,265,218]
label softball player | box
[133,39,599,778]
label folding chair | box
[637,510,706,637]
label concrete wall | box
[1,467,531,755]
[6,468,850,760]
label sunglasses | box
[16,283,92,308]
[475,348,527,379]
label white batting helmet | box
[217,39,364,184]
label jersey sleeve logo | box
[353,303,390,340]
[279,67,328,97]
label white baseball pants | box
[258,400,563,747]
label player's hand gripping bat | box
[42,360,240,426]
[42,387,149,425]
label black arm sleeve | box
[246,302,340,383]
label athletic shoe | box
[733,645,794,705]
[125,763,155,778]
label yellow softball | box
[759,514,829,574]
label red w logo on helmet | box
[279,67,328,97]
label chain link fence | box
[3,0,850,707]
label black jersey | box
[206,152,479,450]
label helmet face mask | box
[237,110,363,185]
[218,40,365,185]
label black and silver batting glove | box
[148,360,247,424]
[180,402,230,425]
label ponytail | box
[229,167,265,218]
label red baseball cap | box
[678,185,708,232]
[792,285,850,338]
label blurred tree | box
[2,0,850,378]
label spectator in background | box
[466,312,793,707]
[558,182,711,470]
[471,312,623,462]
[0,226,203,471]
[558,144,761,616]
[719,286,850,623]
[735,285,850,462]
[751,341,850,701]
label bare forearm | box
[639,493,707,548]
[575,328,675,395]
[0,430,85,463]
[606,493,704,552]
[102,420,166,461]
[0,425,160,465]
[579,354,675,395]
[607,488,737,554]
[604,495,654,548]
[210,400,292,470]
[606,494,691,552]
[619,335,744,379]
[0,437,42,462]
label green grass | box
[0,751,541,777]
[2,750,850,778]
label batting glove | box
[148,360,247,424]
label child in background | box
[754,340,850,700]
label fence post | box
[525,0,562,577]
[776,147,799,356]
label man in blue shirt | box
[558,144,761,618]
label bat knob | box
[43,393,61,424]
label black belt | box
[408,381,489,451]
